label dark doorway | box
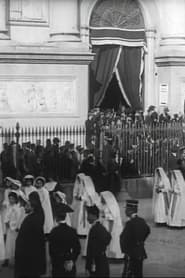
[100,73,129,110]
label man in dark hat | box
[85,205,112,277]
[48,203,81,277]
[120,200,150,278]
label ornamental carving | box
[0,80,77,115]
[90,0,144,29]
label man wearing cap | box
[85,205,112,277]
[120,200,150,278]
[48,203,81,277]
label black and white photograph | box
[0,0,184,277]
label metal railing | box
[0,121,184,178]
[99,121,185,176]
[0,123,86,148]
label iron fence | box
[0,123,86,148]
[0,121,185,177]
[99,121,185,176]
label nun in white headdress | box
[100,191,123,259]
[71,173,100,236]
[152,167,171,224]
[167,170,185,227]
[34,176,54,234]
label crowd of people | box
[85,105,185,176]
[86,106,184,134]
[0,170,151,278]
[0,137,124,196]
[1,105,184,184]
[0,139,83,182]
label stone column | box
[155,0,185,114]
[144,29,157,111]
[158,0,185,50]
[49,0,80,42]
[0,0,9,40]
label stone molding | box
[0,49,94,64]
[155,56,185,67]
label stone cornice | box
[155,56,185,67]
[0,47,95,64]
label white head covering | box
[23,175,34,180]
[34,176,46,186]
[154,167,171,190]
[12,179,22,188]
[54,191,67,204]
[4,177,14,184]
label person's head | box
[11,180,21,191]
[23,175,34,187]
[8,192,19,205]
[86,205,100,224]
[29,191,42,213]
[147,105,155,114]
[4,177,13,188]
[125,200,138,218]
[46,139,51,146]
[164,107,169,114]
[53,137,60,146]
[87,154,95,165]
[34,176,46,189]
[54,191,66,204]
[55,203,73,222]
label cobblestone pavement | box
[1,198,185,277]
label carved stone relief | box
[0,79,77,115]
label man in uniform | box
[48,203,81,277]
[120,200,150,278]
[85,205,112,277]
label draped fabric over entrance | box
[90,45,144,110]
[89,0,146,110]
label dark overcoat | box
[86,221,111,277]
[48,223,81,277]
[120,215,150,260]
[15,211,46,278]
[120,215,150,278]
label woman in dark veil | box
[15,191,46,278]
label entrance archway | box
[89,0,146,111]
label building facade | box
[0,0,184,127]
